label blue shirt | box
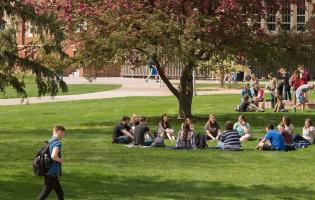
[47,136,62,177]
[265,130,286,151]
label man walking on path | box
[38,125,66,200]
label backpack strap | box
[39,139,58,157]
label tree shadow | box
[1,173,313,200]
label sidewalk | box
[0,77,241,105]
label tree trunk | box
[220,72,225,88]
[177,63,194,118]
[154,57,193,118]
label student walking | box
[37,125,66,200]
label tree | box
[0,0,68,99]
[38,0,315,117]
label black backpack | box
[195,134,208,149]
[32,140,54,176]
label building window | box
[281,0,291,31]
[297,0,306,31]
[26,21,37,37]
[266,0,276,31]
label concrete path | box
[0,77,240,105]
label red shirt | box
[281,131,293,144]
[290,76,301,90]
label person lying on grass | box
[292,118,315,145]
[234,115,251,142]
[204,114,221,141]
[217,121,242,150]
[291,84,314,112]
[134,116,155,146]
[112,116,134,144]
[256,124,286,151]
[158,114,176,140]
[176,123,197,150]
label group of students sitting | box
[112,114,315,151]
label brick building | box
[3,0,315,78]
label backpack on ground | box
[32,141,54,176]
[195,134,208,149]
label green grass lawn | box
[0,76,121,98]
[1,94,315,199]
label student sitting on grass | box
[235,95,264,112]
[181,117,194,131]
[281,116,295,135]
[256,124,286,151]
[134,116,155,146]
[252,84,264,104]
[217,121,242,150]
[291,84,314,112]
[129,113,139,130]
[112,116,134,144]
[277,123,294,150]
[158,114,175,140]
[292,118,315,145]
[241,83,253,101]
[176,123,196,149]
[204,114,221,140]
[233,115,251,142]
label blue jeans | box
[284,85,291,101]
[216,141,225,149]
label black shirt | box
[134,124,150,145]
[113,123,131,141]
[239,101,250,112]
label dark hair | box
[278,123,285,128]
[138,116,146,122]
[122,116,130,121]
[182,123,191,143]
[225,121,233,130]
[282,116,291,126]
[243,95,249,101]
[161,114,170,129]
[266,124,274,130]
[305,118,313,126]
[268,73,274,77]
[238,115,246,123]
[54,125,66,132]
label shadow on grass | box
[1,174,313,200]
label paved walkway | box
[0,77,240,105]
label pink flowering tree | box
[37,0,315,117]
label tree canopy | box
[0,0,68,99]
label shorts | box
[297,95,305,103]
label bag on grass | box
[195,134,208,149]
[151,137,165,147]
[32,140,54,176]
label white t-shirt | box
[302,126,315,144]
